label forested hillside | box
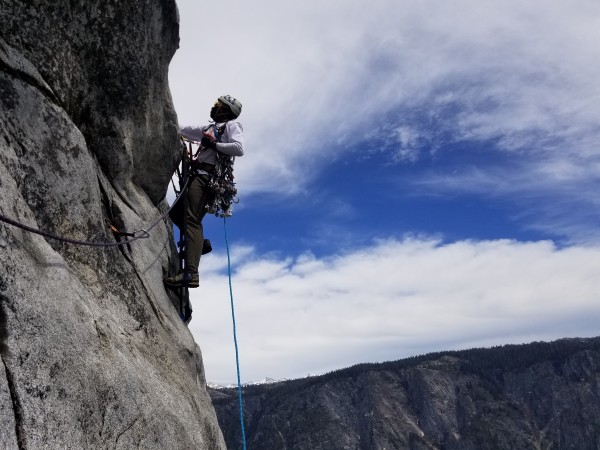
[211,337,600,449]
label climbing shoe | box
[163,271,199,288]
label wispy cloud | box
[403,154,600,244]
[189,237,600,384]
[171,0,600,198]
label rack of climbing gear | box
[206,150,239,218]
[179,135,239,219]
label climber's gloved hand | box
[201,136,217,150]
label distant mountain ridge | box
[210,337,600,449]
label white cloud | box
[170,0,600,197]
[188,237,600,384]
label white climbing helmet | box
[218,95,242,118]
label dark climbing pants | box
[170,174,211,274]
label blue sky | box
[168,0,600,384]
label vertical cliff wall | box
[0,2,226,448]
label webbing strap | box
[178,141,192,322]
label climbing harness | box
[181,125,239,219]
[223,217,247,450]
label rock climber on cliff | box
[164,95,245,288]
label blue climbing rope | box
[223,217,248,450]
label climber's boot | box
[164,271,199,288]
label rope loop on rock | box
[0,177,190,248]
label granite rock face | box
[0,2,225,448]
[212,338,600,450]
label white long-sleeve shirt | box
[182,121,245,166]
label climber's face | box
[210,100,222,119]
[210,100,232,122]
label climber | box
[164,95,245,288]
